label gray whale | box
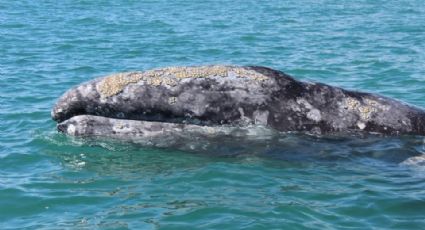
[52,65,425,138]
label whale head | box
[52,79,103,123]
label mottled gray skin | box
[52,65,425,137]
[58,115,274,143]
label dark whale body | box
[52,65,425,138]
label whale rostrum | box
[52,65,425,137]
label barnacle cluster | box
[162,65,229,79]
[98,72,143,97]
[98,65,270,97]
[344,97,385,120]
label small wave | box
[400,138,425,170]
[400,154,425,169]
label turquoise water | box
[2,0,425,229]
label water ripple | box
[2,0,425,229]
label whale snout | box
[51,105,66,123]
[52,98,86,123]
[56,122,67,133]
[56,116,83,136]
[52,87,79,122]
[51,81,100,123]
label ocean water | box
[1,0,425,229]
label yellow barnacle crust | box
[99,72,143,97]
[156,65,270,82]
[98,65,270,97]
[232,67,269,81]
[345,97,383,120]
[162,65,230,79]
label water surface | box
[1,0,425,229]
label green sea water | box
[1,1,425,229]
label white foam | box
[400,138,425,171]
[400,154,425,168]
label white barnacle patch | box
[67,124,76,135]
[113,122,132,133]
[307,109,322,122]
[357,121,366,130]
[297,98,321,122]
[296,98,313,109]
[78,84,94,98]
[253,110,269,125]
[288,99,302,112]
[238,107,252,124]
